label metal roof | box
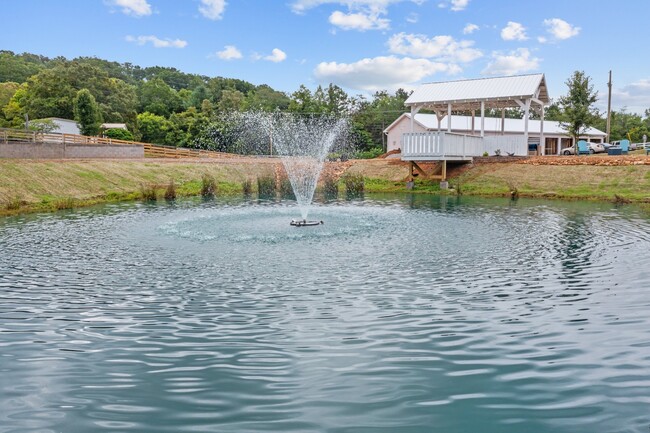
[405,74,549,110]
[392,113,605,137]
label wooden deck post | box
[441,160,447,181]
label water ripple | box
[1,195,649,432]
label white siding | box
[386,116,427,152]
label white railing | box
[482,135,527,156]
[402,132,527,158]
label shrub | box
[355,147,384,159]
[201,174,217,197]
[140,184,158,201]
[4,195,23,211]
[257,174,276,198]
[482,151,489,157]
[54,197,76,210]
[242,178,253,196]
[343,172,364,195]
[164,180,176,201]
[279,175,295,199]
[104,128,135,141]
[321,173,339,197]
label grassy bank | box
[349,158,650,203]
[1,157,650,216]
[0,158,278,215]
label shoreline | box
[1,155,649,217]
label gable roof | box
[405,74,549,111]
[385,113,606,137]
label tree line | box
[1,50,648,155]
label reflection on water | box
[1,195,650,433]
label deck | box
[401,132,527,161]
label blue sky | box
[2,0,650,113]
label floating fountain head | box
[242,112,348,224]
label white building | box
[389,73,609,161]
[384,113,607,156]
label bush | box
[104,128,135,141]
[140,184,158,201]
[164,180,176,201]
[342,172,364,195]
[279,175,295,199]
[54,197,76,210]
[355,147,384,159]
[242,178,253,196]
[321,173,339,197]
[257,174,276,198]
[4,195,23,211]
[201,174,217,197]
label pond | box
[1,194,649,433]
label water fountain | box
[244,112,348,226]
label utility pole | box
[606,70,612,143]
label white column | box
[539,104,546,155]
[410,106,415,133]
[447,103,452,133]
[471,110,475,134]
[523,99,531,146]
[501,108,505,135]
[481,101,485,137]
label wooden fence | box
[0,127,233,159]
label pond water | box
[1,194,650,433]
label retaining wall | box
[0,142,144,159]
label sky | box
[2,0,650,114]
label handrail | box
[0,127,233,159]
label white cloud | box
[216,45,242,60]
[482,48,540,76]
[314,56,460,92]
[463,23,479,34]
[329,10,389,31]
[542,18,580,41]
[450,0,469,11]
[611,79,650,114]
[290,0,425,31]
[125,35,188,48]
[537,36,547,43]
[199,0,226,20]
[108,0,152,17]
[387,33,482,63]
[406,13,419,23]
[290,0,421,14]
[437,0,470,11]
[258,48,287,63]
[500,21,527,41]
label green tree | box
[73,88,101,136]
[104,128,135,141]
[352,89,410,150]
[137,112,170,143]
[244,85,290,111]
[137,77,183,116]
[0,51,50,83]
[0,82,20,126]
[218,89,244,113]
[2,83,28,127]
[189,85,210,109]
[288,85,325,113]
[557,71,599,145]
[608,108,648,142]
